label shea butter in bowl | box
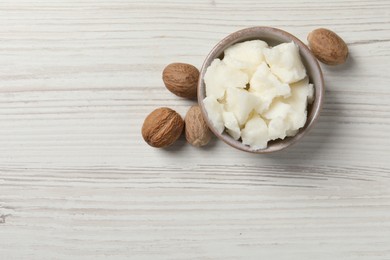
[198,27,324,153]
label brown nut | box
[142,107,184,148]
[162,63,199,99]
[185,105,211,147]
[307,28,348,65]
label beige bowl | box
[198,27,324,153]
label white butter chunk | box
[288,77,310,113]
[263,100,291,120]
[287,110,307,131]
[204,59,249,99]
[285,77,312,130]
[250,62,290,113]
[307,83,314,104]
[286,128,299,137]
[264,100,292,140]
[223,40,268,78]
[203,96,225,134]
[241,115,269,150]
[268,117,289,140]
[264,42,306,84]
[225,87,259,126]
[222,112,241,140]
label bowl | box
[197,27,324,153]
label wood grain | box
[1,0,390,259]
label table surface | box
[1,0,390,259]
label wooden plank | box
[0,0,389,259]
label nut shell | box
[142,107,184,148]
[162,63,199,99]
[307,28,348,65]
[185,105,211,147]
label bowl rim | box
[197,26,325,154]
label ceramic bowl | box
[197,27,324,153]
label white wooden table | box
[1,0,390,259]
